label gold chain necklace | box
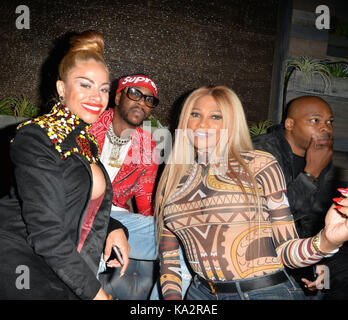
[106,123,131,168]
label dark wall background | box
[0,0,280,126]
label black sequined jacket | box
[0,105,125,300]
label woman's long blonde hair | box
[155,85,262,241]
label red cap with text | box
[116,75,158,98]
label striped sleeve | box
[159,227,182,300]
[256,156,328,268]
[276,238,324,269]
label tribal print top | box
[159,150,327,300]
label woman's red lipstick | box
[81,103,103,115]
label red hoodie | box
[89,109,158,216]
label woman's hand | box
[104,228,130,276]
[321,188,348,252]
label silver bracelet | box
[304,171,317,182]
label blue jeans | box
[109,210,192,299]
[97,210,158,277]
[110,210,158,260]
[186,270,306,300]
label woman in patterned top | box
[0,30,129,300]
[155,85,348,300]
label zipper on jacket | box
[113,167,138,186]
[122,168,146,197]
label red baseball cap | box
[116,75,158,98]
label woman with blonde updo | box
[0,30,129,300]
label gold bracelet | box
[312,230,326,255]
[312,230,339,256]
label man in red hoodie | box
[89,74,159,299]
[90,74,159,217]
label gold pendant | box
[108,158,123,168]
[109,145,122,168]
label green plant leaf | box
[147,114,164,128]
[248,120,273,137]
[0,95,39,117]
[284,56,332,91]
[0,99,13,115]
[326,63,348,78]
